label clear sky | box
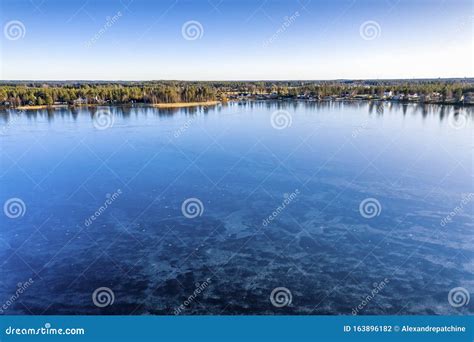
[0,0,472,80]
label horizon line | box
[1,77,474,83]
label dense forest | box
[0,83,217,107]
[216,79,473,102]
[0,79,473,107]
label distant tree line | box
[0,79,472,107]
[218,80,472,101]
[0,83,217,107]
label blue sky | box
[0,0,472,80]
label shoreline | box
[13,101,222,111]
[16,104,69,110]
[7,99,473,111]
[152,101,221,108]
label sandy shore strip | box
[16,104,69,110]
[152,101,220,108]
[12,101,222,110]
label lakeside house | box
[225,90,473,105]
[464,92,474,104]
[73,97,87,105]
